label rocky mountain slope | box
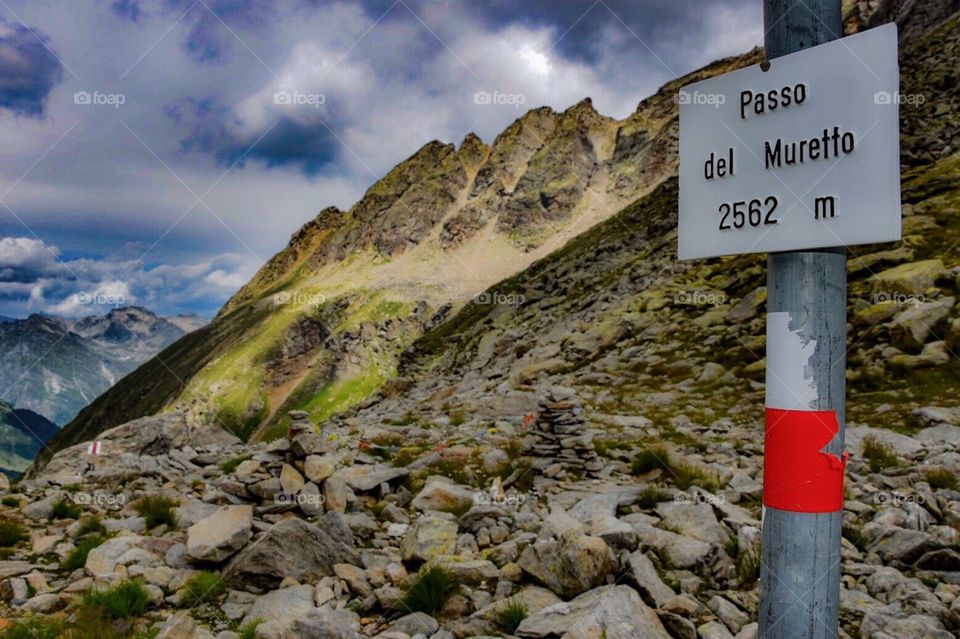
[0,307,205,427]
[49,48,762,457]
[0,402,58,477]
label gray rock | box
[410,477,476,514]
[225,517,359,588]
[630,523,712,568]
[243,584,315,625]
[186,505,252,563]
[518,531,616,598]
[706,595,749,634]
[156,611,216,639]
[401,515,459,562]
[627,551,675,607]
[20,592,64,613]
[516,585,670,639]
[387,612,440,636]
[336,465,408,492]
[654,502,730,545]
[697,620,735,639]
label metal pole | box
[760,1,846,638]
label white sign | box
[678,24,901,260]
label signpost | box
[678,2,900,637]
[678,23,900,260]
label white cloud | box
[0,235,258,318]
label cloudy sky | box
[0,0,762,319]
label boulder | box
[401,515,459,562]
[155,611,215,639]
[243,584,316,625]
[280,464,306,495]
[516,585,670,639]
[518,532,616,598]
[304,455,337,483]
[628,551,675,607]
[890,297,954,349]
[869,259,944,296]
[85,535,158,578]
[411,478,476,514]
[630,523,712,568]
[225,517,359,588]
[654,502,730,545]
[186,505,252,563]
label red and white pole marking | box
[764,312,846,513]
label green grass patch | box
[63,535,107,572]
[82,580,151,619]
[862,436,900,473]
[400,565,457,615]
[51,498,83,520]
[636,487,672,510]
[220,455,251,474]
[135,495,179,529]
[0,520,28,547]
[925,467,957,490]
[181,571,225,607]
[237,620,264,639]
[304,365,389,424]
[76,516,107,537]
[495,598,529,633]
[737,547,761,586]
[1,496,20,507]
[0,616,65,639]
[631,446,720,491]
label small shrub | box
[496,598,529,633]
[51,498,83,520]
[181,570,225,607]
[76,517,107,537]
[0,616,65,639]
[448,410,466,426]
[400,565,456,614]
[63,535,107,572]
[636,487,671,509]
[1,496,20,507]
[631,447,670,475]
[737,547,761,585]
[862,436,899,473]
[82,579,150,619]
[0,520,28,547]
[925,467,957,490]
[135,495,179,529]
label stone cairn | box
[526,387,604,478]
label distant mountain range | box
[0,307,206,429]
[0,401,60,477]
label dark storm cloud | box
[172,97,339,174]
[0,17,63,117]
[110,0,297,62]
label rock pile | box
[526,387,605,478]
[287,409,316,438]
